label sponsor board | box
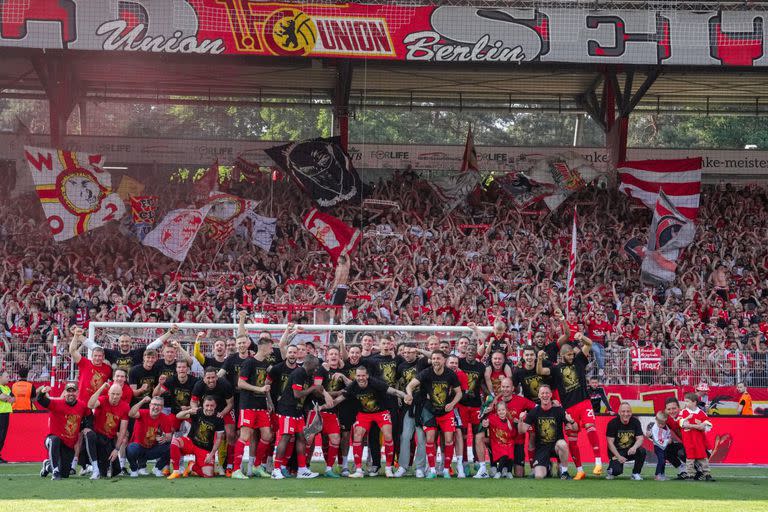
[3,133,768,178]
[1,2,768,67]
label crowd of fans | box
[1,168,767,387]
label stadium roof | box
[2,49,768,116]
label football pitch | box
[0,464,766,512]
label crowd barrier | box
[4,411,766,465]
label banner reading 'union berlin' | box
[1,1,768,67]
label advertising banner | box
[1,2,768,67]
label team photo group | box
[32,308,715,483]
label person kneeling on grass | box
[518,384,574,480]
[605,402,645,480]
[168,396,225,479]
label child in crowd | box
[483,401,516,479]
[679,392,715,481]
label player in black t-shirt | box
[317,345,346,478]
[129,349,160,406]
[154,359,198,413]
[330,343,366,476]
[537,331,602,479]
[103,330,168,373]
[457,343,486,476]
[231,338,274,479]
[605,403,646,480]
[272,355,330,480]
[519,384,575,480]
[216,316,253,475]
[513,347,551,404]
[393,343,426,477]
[406,351,463,479]
[588,377,613,415]
[168,396,225,479]
[361,335,403,476]
[191,367,235,474]
[325,365,408,478]
[268,346,299,408]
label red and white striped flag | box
[617,157,702,220]
[566,206,577,313]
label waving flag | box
[494,172,554,210]
[192,161,219,205]
[429,126,481,211]
[244,212,277,252]
[24,146,125,242]
[130,195,159,241]
[623,237,646,265]
[143,205,212,262]
[302,208,360,262]
[641,190,695,285]
[527,154,600,212]
[266,136,364,208]
[566,207,577,313]
[618,158,702,220]
[204,192,260,242]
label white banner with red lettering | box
[630,346,663,371]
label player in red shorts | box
[446,354,469,478]
[406,350,463,479]
[191,367,235,474]
[457,343,486,477]
[272,355,330,480]
[316,345,345,478]
[325,365,408,478]
[536,331,602,479]
[168,396,225,479]
[231,338,273,479]
[494,377,536,477]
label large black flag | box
[265,136,364,208]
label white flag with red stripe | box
[566,206,577,312]
[617,157,702,220]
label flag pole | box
[566,205,577,314]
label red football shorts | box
[177,436,214,468]
[456,405,480,428]
[239,409,272,429]
[320,411,341,435]
[566,400,595,428]
[276,414,306,436]
[222,409,237,426]
[425,411,456,433]
[354,411,391,432]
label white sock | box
[576,466,584,472]
[455,455,463,465]
[71,458,78,470]
[479,462,487,470]
[119,457,127,468]
[595,457,602,465]
[327,466,333,472]
[560,465,569,473]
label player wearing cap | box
[37,382,92,480]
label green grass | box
[0,463,765,512]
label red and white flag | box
[204,192,260,242]
[24,146,125,241]
[142,205,212,262]
[192,161,219,205]
[618,157,702,220]
[429,125,480,211]
[566,206,577,313]
[302,208,361,262]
